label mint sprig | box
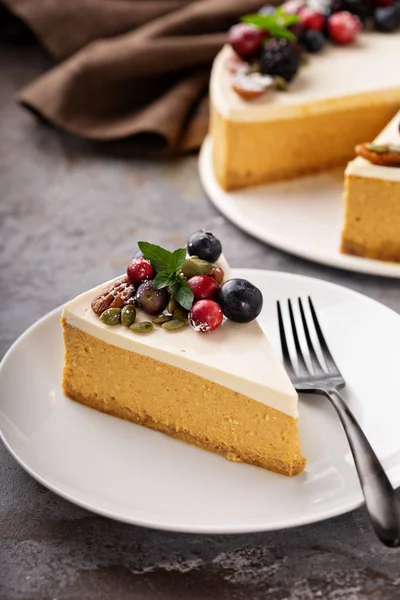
[138,241,194,311]
[241,12,299,42]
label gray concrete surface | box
[1,42,400,600]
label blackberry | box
[373,5,399,31]
[300,29,326,52]
[260,39,301,83]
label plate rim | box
[199,137,400,280]
[1,268,400,534]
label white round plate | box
[199,137,400,279]
[1,269,400,534]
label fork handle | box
[324,388,400,547]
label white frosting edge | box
[346,110,400,182]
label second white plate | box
[1,269,400,534]
[199,137,400,279]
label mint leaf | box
[170,248,186,273]
[241,12,298,41]
[174,276,194,311]
[265,24,296,41]
[137,240,194,310]
[152,272,173,289]
[242,13,299,28]
[138,241,174,273]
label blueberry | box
[136,281,169,315]
[218,279,263,323]
[187,230,222,263]
[300,30,326,53]
[373,6,399,32]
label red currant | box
[126,257,153,284]
[189,300,223,333]
[328,11,361,44]
[187,275,219,301]
[228,23,265,59]
[298,6,325,31]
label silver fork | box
[277,297,400,547]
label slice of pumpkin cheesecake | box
[62,231,305,476]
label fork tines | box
[277,297,341,381]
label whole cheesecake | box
[62,233,305,476]
[210,33,400,190]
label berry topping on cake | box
[327,11,361,44]
[218,279,263,323]
[228,23,265,59]
[91,234,264,334]
[373,5,399,31]
[188,300,223,333]
[260,38,301,82]
[298,6,325,30]
[187,275,220,301]
[127,257,154,284]
[300,29,326,51]
[187,230,222,263]
[136,281,169,315]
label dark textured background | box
[1,41,400,600]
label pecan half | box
[91,275,136,316]
[232,71,274,101]
[356,143,400,167]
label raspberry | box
[327,11,361,44]
[187,276,220,301]
[260,39,301,83]
[228,23,264,59]
[299,6,325,30]
[188,300,223,333]
[126,258,153,284]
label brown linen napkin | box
[2,0,265,155]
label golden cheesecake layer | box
[211,98,400,190]
[62,321,306,476]
[341,174,400,262]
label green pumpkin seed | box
[100,307,122,326]
[130,321,154,334]
[181,258,213,279]
[167,297,177,314]
[274,76,288,91]
[173,306,188,322]
[152,314,173,325]
[162,319,187,331]
[121,305,136,327]
[366,143,390,154]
